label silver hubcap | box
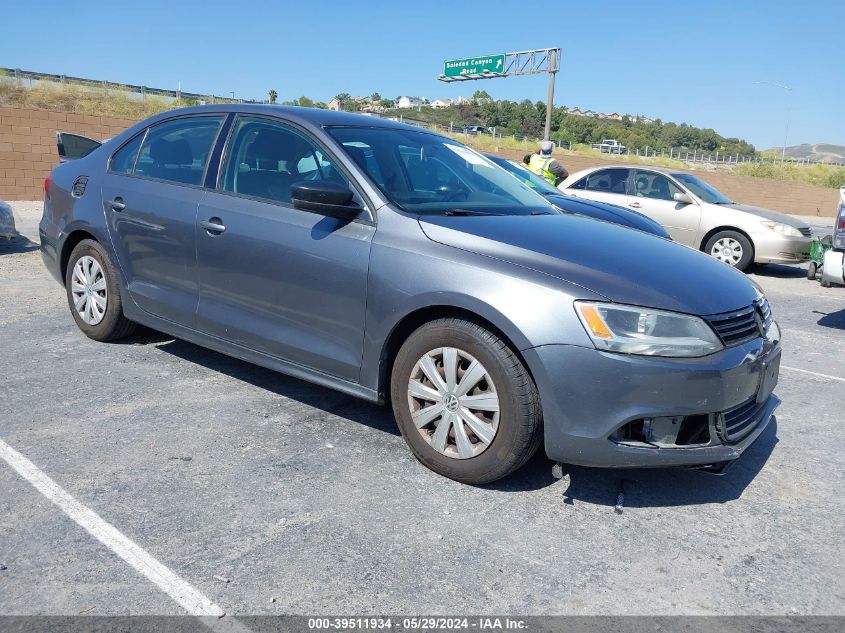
[71,256,107,325]
[407,347,500,460]
[711,237,743,266]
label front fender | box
[358,212,601,392]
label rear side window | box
[134,116,224,186]
[110,133,145,174]
[583,168,629,194]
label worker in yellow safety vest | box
[527,141,569,187]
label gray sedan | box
[40,105,781,483]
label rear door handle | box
[629,201,642,208]
[200,218,226,235]
[108,197,125,211]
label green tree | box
[268,89,278,104]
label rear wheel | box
[390,318,542,484]
[807,262,818,280]
[704,230,754,271]
[65,239,136,341]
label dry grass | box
[734,161,845,189]
[0,77,185,119]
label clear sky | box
[2,0,843,149]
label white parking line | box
[782,365,845,383]
[0,437,225,617]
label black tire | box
[807,262,818,280]
[704,230,755,272]
[64,239,136,341]
[390,318,542,485]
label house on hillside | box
[430,98,451,109]
[606,112,623,121]
[328,98,345,111]
[397,96,424,108]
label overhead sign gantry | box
[439,47,561,141]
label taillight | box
[839,214,845,230]
[44,176,51,198]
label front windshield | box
[672,173,733,204]
[327,127,555,215]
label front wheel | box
[704,230,754,271]
[390,318,542,484]
[65,239,136,341]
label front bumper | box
[752,231,811,264]
[524,335,781,468]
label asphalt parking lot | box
[1,201,843,617]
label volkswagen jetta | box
[40,105,781,484]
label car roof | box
[142,103,434,133]
[565,164,694,181]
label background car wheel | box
[390,318,542,484]
[807,262,818,280]
[704,230,754,271]
[65,239,136,341]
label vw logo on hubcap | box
[443,393,459,413]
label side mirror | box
[673,192,693,205]
[291,181,361,220]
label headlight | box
[760,221,803,237]
[575,302,723,357]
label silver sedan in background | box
[561,166,813,271]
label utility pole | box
[544,49,559,141]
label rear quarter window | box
[109,133,145,175]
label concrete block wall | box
[0,106,138,200]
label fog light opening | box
[612,414,710,447]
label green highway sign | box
[443,54,506,78]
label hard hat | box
[540,141,554,156]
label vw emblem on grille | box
[443,393,460,413]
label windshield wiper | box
[443,209,505,216]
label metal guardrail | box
[0,67,263,105]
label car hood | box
[721,203,808,227]
[418,213,757,315]
[546,193,670,237]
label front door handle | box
[200,218,226,235]
[629,201,642,208]
[109,197,125,211]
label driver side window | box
[634,171,683,201]
[221,116,351,205]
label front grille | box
[798,227,812,238]
[717,396,768,442]
[705,305,761,346]
[71,176,88,198]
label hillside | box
[767,143,845,164]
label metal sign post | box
[438,47,560,141]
